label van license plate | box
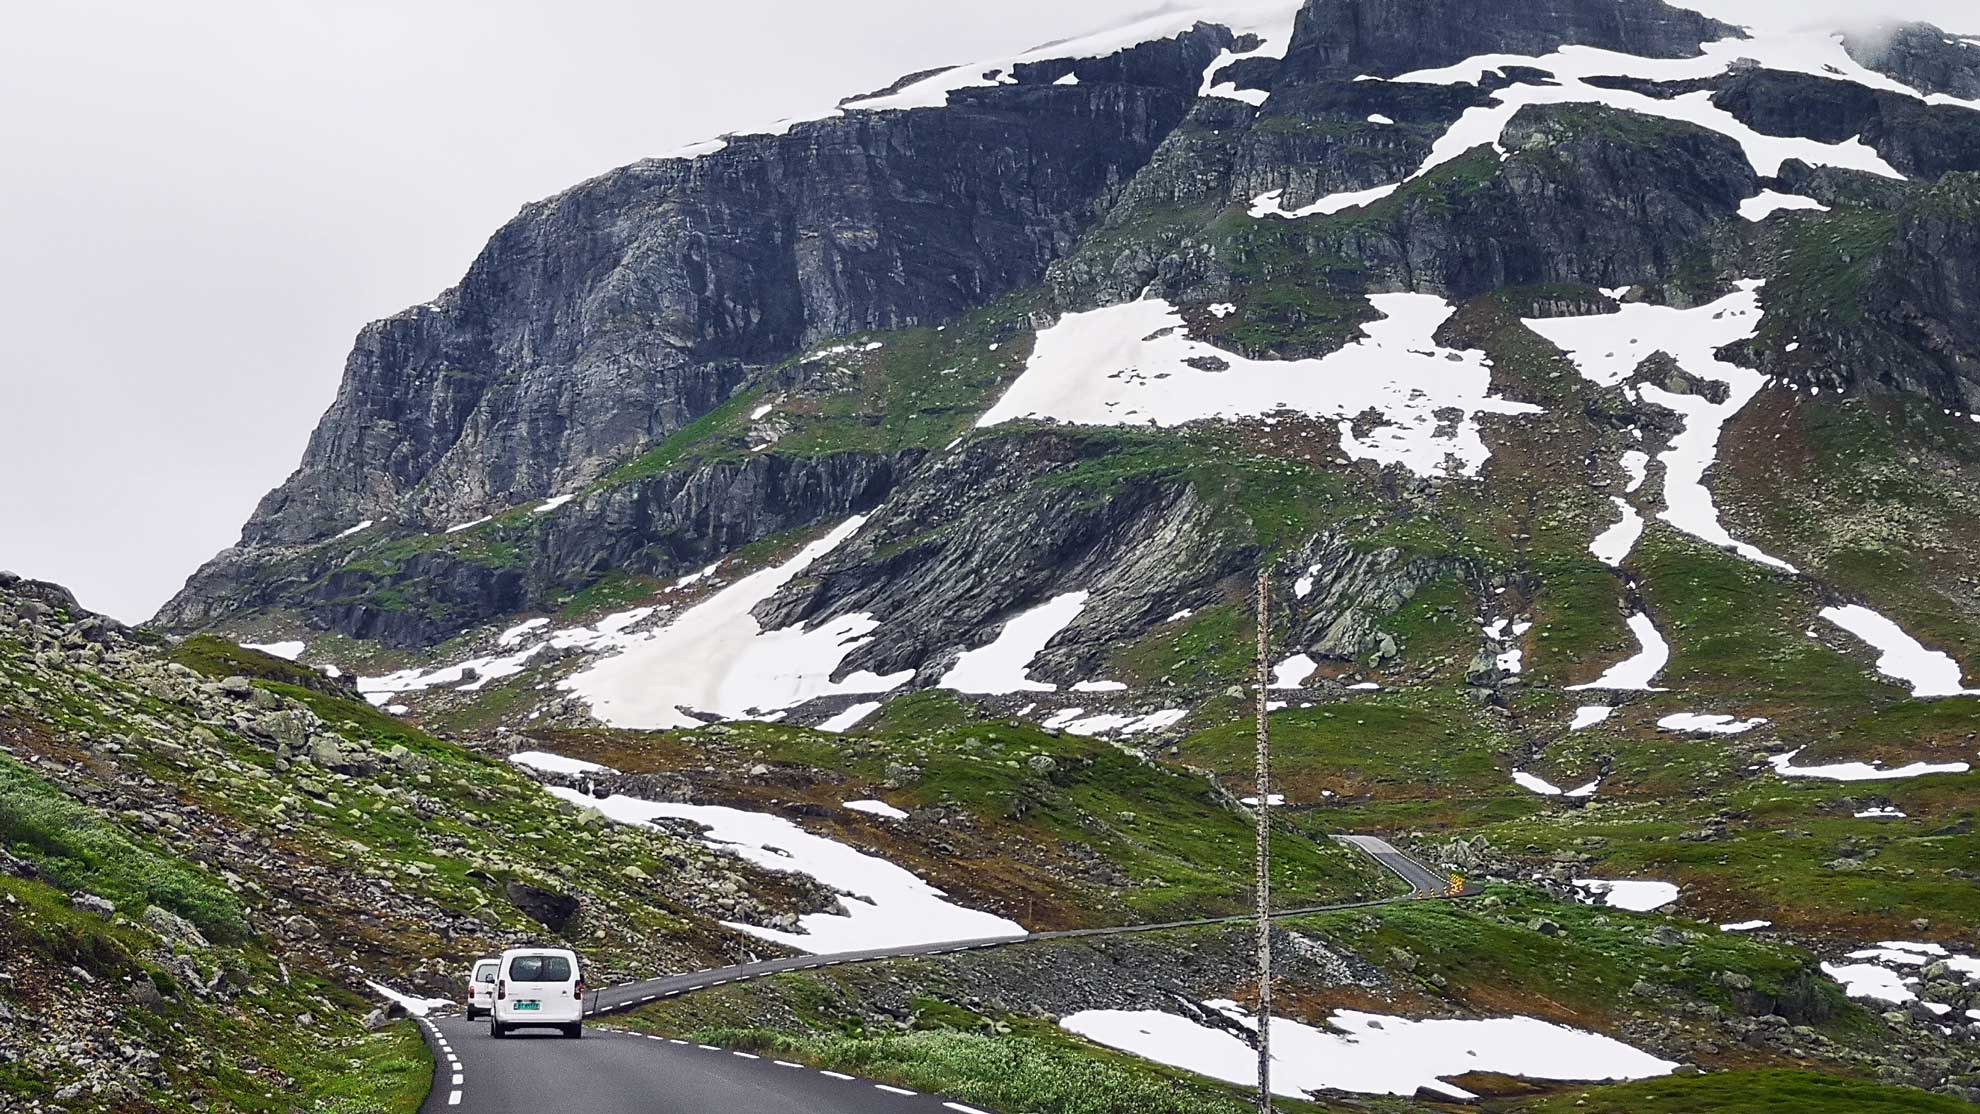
[515,1001,540,1011]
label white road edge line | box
[876,1084,917,1095]
[945,1104,993,1114]
[820,1070,855,1081]
[732,1051,759,1059]
[774,1060,802,1068]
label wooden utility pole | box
[1253,565,1273,1114]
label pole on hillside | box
[1254,565,1273,1114]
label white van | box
[464,958,499,1020]
[490,947,585,1038]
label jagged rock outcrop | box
[754,432,1253,684]
[1279,0,1739,81]
[1844,22,1980,101]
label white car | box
[490,947,586,1038]
[464,958,499,1020]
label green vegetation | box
[1527,1070,1972,1114]
[0,754,244,941]
[545,710,1391,925]
[699,1022,1300,1114]
[299,1023,434,1114]
[1761,207,1901,329]
[1289,886,1861,1032]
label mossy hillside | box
[1178,691,1537,827]
[535,707,1393,924]
[0,800,430,1113]
[1526,1071,1974,1114]
[1719,389,1980,670]
[94,643,742,976]
[1286,885,1864,1038]
[0,753,243,942]
[1476,763,1980,936]
[1630,528,1892,710]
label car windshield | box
[507,955,572,983]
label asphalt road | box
[411,834,1458,1112]
[415,1014,988,1114]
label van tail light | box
[574,979,585,1000]
[497,979,506,1000]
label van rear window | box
[476,967,497,983]
[507,955,572,982]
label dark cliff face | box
[1845,23,1980,100]
[1279,0,1740,81]
[235,27,1234,551]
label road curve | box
[414,1014,987,1114]
[411,834,1459,1112]
[582,834,1460,1017]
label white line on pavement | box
[876,1084,916,1095]
[448,1092,461,1106]
[820,1071,854,1081]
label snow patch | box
[333,520,374,540]
[1061,1002,1674,1101]
[818,701,882,733]
[1819,604,1980,697]
[1738,189,1832,221]
[940,592,1090,694]
[1589,497,1644,567]
[1271,653,1319,690]
[242,641,305,662]
[509,751,615,777]
[1513,771,1599,798]
[367,981,452,1017]
[1572,878,1679,912]
[1568,613,1670,692]
[549,786,1023,952]
[1657,712,1768,736]
[533,494,577,515]
[1041,707,1188,737]
[1721,920,1772,932]
[1570,705,1615,731]
[562,518,912,729]
[445,515,493,534]
[1767,748,1970,782]
[978,294,1541,479]
[844,799,909,820]
[1526,284,1797,573]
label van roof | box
[498,947,579,959]
[471,958,499,968]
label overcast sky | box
[3,0,1974,623]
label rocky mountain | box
[30,0,1980,1109]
